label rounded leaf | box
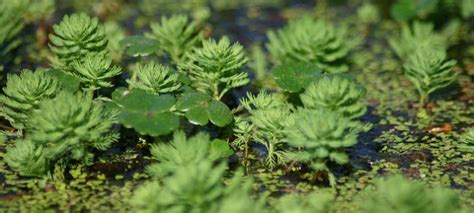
[273,63,322,92]
[207,100,233,127]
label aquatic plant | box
[4,139,50,177]
[179,36,249,100]
[267,17,354,73]
[49,13,108,66]
[0,1,26,60]
[284,109,361,185]
[300,74,367,119]
[104,21,126,62]
[148,15,203,63]
[126,61,182,95]
[239,91,292,168]
[133,162,261,213]
[0,69,62,129]
[458,128,474,153]
[146,131,233,177]
[271,190,335,213]
[403,47,457,109]
[388,21,446,60]
[71,52,122,91]
[5,92,119,177]
[362,175,463,213]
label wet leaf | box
[121,36,160,57]
[207,100,233,127]
[272,63,322,92]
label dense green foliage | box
[300,74,367,119]
[363,175,463,213]
[0,1,25,60]
[147,131,233,177]
[267,17,355,73]
[284,109,361,185]
[49,13,108,66]
[71,53,122,91]
[0,69,62,129]
[5,92,118,177]
[179,36,249,100]
[0,0,472,212]
[147,15,203,64]
[403,47,457,107]
[388,21,446,60]
[126,61,182,95]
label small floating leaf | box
[209,139,234,158]
[207,100,232,127]
[116,89,179,136]
[176,92,233,127]
[185,106,209,125]
[121,36,160,57]
[272,63,322,93]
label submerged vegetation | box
[0,0,472,212]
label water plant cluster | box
[0,0,472,212]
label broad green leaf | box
[176,92,211,111]
[272,63,322,93]
[121,36,160,57]
[120,111,179,136]
[116,89,179,136]
[209,139,234,159]
[47,69,81,92]
[207,100,232,127]
[118,90,175,113]
[185,106,209,125]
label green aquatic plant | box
[458,128,474,153]
[388,21,446,60]
[175,92,233,127]
[362,175,463,213]
[0,69,62,129]
[147,131,233,177]
[148,15,203,63]
[4,139,50,177]
[0,1,26,59]
[272,63,322,93]
[104,21,126,62]
[113,89,180,136]
[300,74,367,119]
[49,13,108,66]
[5,92,119,177]
[284,109,361,186]
[239,91,291,168]
[71,52,122,91]
[133,162,260,213]
[267,17,354,73]
[179,36,249,100]
[403,47,457,109]
[272,190,335,213]
[27,92,118,163]
[126,61,182,95]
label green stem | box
[418,94,426,112]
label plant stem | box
[418,94,426,112]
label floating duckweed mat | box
[0,0,473,212]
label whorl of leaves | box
[267,17,354,73]
[148,15,203,63]
[300,74,367,119]
[179,36,249,100]
[363,175,463,213]
[284,109,361,185]
[49,13,108,65]
[403,47,457,102]
[0,69,62,129]
[388,21,446,60]
[71,52,122,91]
[127,61,182,95]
